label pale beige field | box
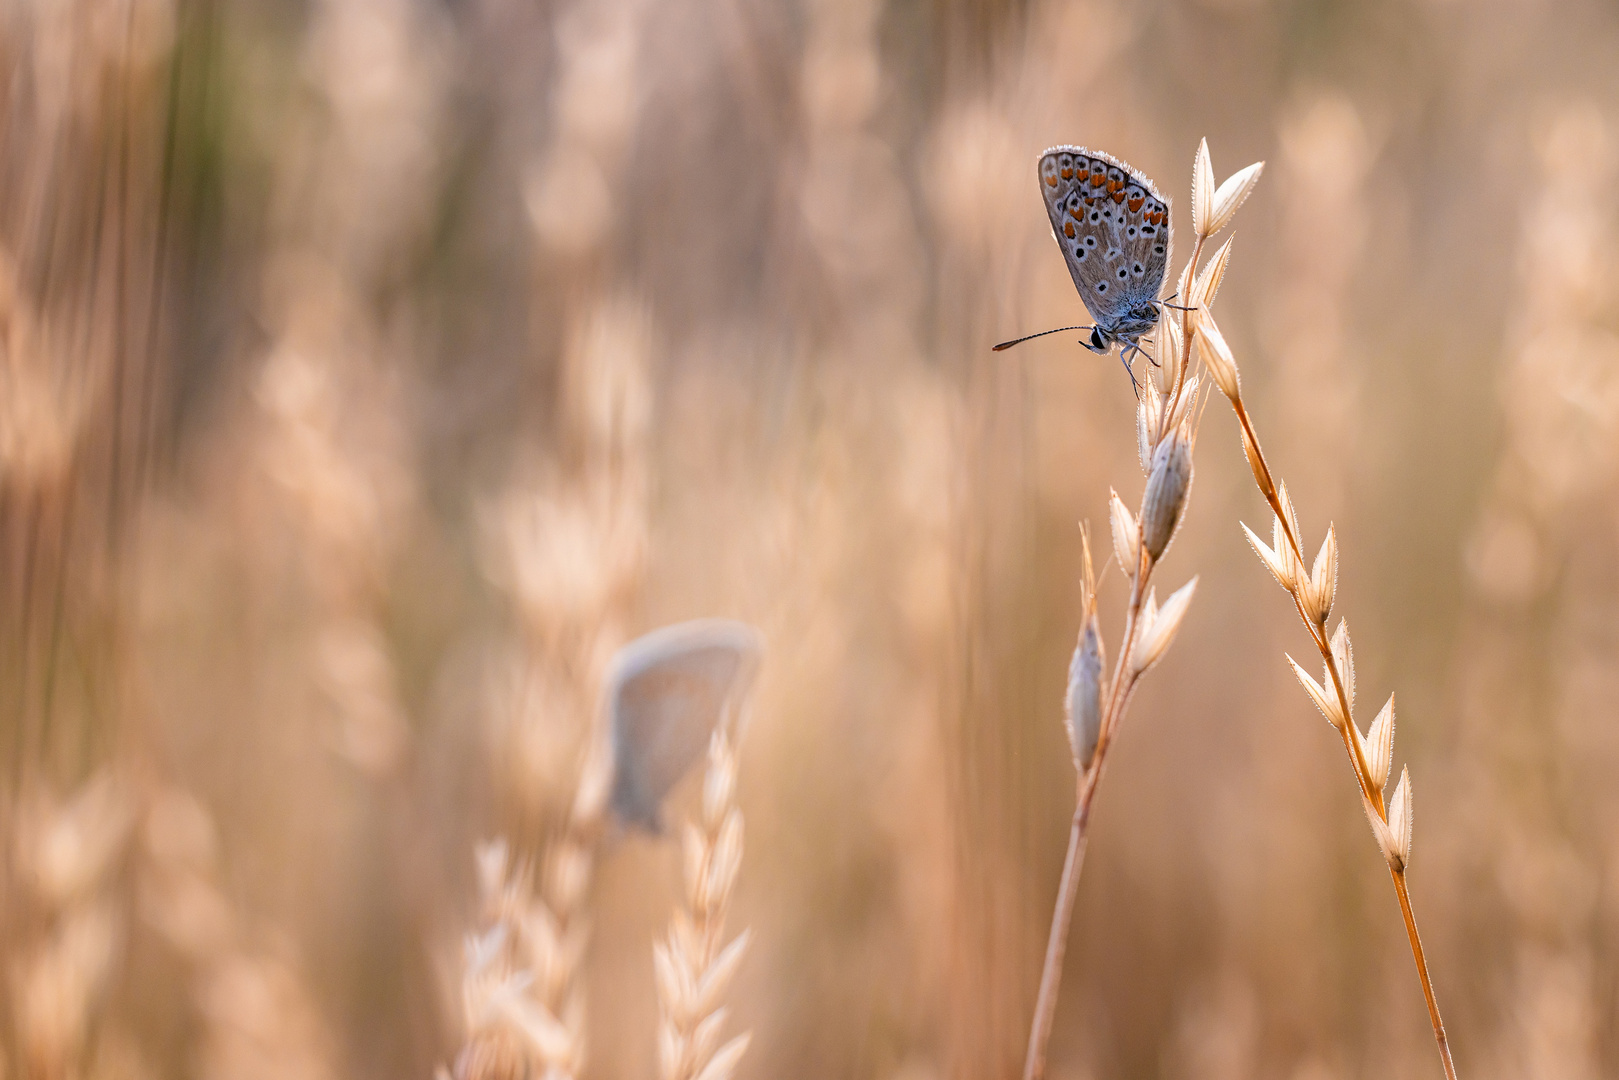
[1,0,1617,1077]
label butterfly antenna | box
[992,325,1094,351]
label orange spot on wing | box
[1089,174,1105,187]
[1061,168,1073,179]
[1069,206,1083,219]
[1128,195,1144,213]
[1111,189,1125,204]
[1063,221,1076,238]
[1046,175,1059,187]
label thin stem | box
[1393,870,1459,1080]
[1022,811,1089,1080]
[1023,549,1154,1080]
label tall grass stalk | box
[1197,303,1459,1078]
[1022,139,1264,1080]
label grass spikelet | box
[7,775,132,1080]
[656,731,752,1080]
[450,741,609,1080]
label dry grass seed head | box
[1303,526,1338,626]
[1328,618,1354,713]
[1140,422,1195,563]
[1130,576,1199,675]
[1363,694,1397,791]
[1194,312,1240,400]
[1157,305,1185,396]
[1066,618,1105,771]
[1190,139,1265,239]
[1191,236,1234,311]
[1207,161,1265,236]
[1192,138,1216,239]
[1109,490,1140,576]
[1286,653,1346,730]
[1389,767,1413,867]
[1242,520,1295,592]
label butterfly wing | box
[607,619,764,831]
[1040,147,1172,336]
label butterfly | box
[996,147,1173,388]
[606,618,764,832]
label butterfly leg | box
[1153,292,1198,314]
[1118,344,1142,397]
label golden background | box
[0,0,1615,1077]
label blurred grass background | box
[1,0,1617,1077]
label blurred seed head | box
[565,294,653,457]
[481,480,641,644]
[20,775,132,907]
[316,619,408,774]
[196,951,340,1080]
[13,904,119,1079]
